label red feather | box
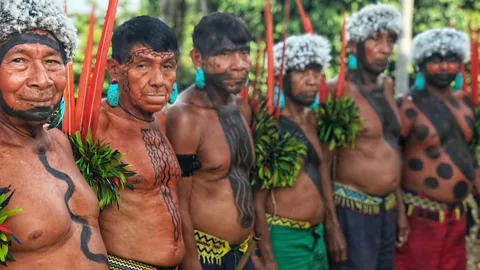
[470,25,479,107]
[62,63,75,135]
[295,0,313,34]
[275,0,291,119]
[461,64,468,93]
[265,0,275,115]
[75,4,96,132]
[251,35,262,108]
[320,75,328,102]
[82,0,119,141]
[336,12,347,98]
[0,225,12,235]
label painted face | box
[202,37,251,95]
[284,64,322,107]
[423,53,461,89]
[358,32,396,74]
[0,31,66,123]
[117,44,177,113]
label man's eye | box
[164,64,174,70]
[12,58,24,63]
[137,64,146,69]
[46,59,61,64]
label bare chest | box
[0,149,99,252]
[351,89,401,146]
[197,108,254,176]
[101,123,181,189]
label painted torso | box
[398,90,475,203]
[96,102,184,267]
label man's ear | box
[190,48,203,70]
[106,58,121,80]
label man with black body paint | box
[166,13,256,270]
[96,16,184,269]
[253,34,333,270]
[0,0,109,268]
[325,4,407,270]
[395,28,480,270]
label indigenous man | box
[0,0,109,268]
[97,16,183,269]
[395,28,478,270]
[166,13,256,270]
[254,34,333,270]
[325,4,407,269]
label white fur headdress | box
[410,28,470,67]
[0,0,78,62]
[272,34,331,76]
[346,3,403,43]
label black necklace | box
[118,103,155,123]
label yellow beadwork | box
[402,190,466,223]
[266,213,311,229]
[195,230,248,266]
[108,254,158,270]
[333,182,396,215]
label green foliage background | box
[69,0,480,94]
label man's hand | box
[325,225,348,263]
[251,250,278,270]
[396,210,409,248]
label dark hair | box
[112,16,179,63]
[192,12,252,56]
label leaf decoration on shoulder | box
[69,130,135,210]
[0,186,21,266]
[250,103,307,190]
[315,94,364,150]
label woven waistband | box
[195,230,249,266]
[107,254,178,270]
[266,213,312,229]
[402,189,466,223]
[334,182,396,215]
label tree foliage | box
[69,0,480,93]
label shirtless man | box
[97,16,183,269]
[254,34,332,270]
[0,0,108,268]
[166,13,255,270]
[325,4,407,269]
[395,28,478,270]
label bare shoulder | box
[235,96,253,124]
[326,76,338,97]
[166,99,201,137]
[47,128,74,156]
[155,110,167,133]
[96,101,112,138]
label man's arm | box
[322,81,348,263]
[252,188,277,270]
[386,76,409,247]
[165,105,202,270]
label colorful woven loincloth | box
[266,213,312,229]
[107,254,178,270]
[402,188,466,223]
[333,182,396,215]
[195,230,249,266]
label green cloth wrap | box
[270,223,329,270]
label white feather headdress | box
[410,28,470,67]
[272,34,331,76]
[346,3,403,43]
[0,0,78,62]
